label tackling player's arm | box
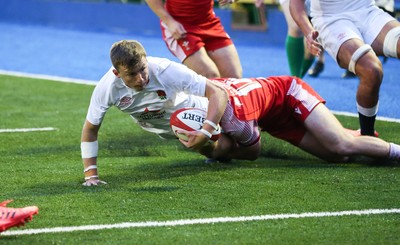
[145,0,187,40]
[289,0,322,56]
[179,79,229,150]
[81,120,107,186]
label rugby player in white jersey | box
[81,40,229,186]
[290,0,400,137]
[81,40,400,186]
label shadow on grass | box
[13,131,398,198]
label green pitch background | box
[0,75,399,244]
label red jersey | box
[161,0,232,61]
[165,0,216,25]
[214,76,325,145]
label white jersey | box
[310,0,375,17]
[86,56,209,138]
[309,0,393,62]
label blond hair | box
[110,40,147,71]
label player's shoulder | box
[95,67,125,92]
[147,56,186,75]
[147,56,173,70]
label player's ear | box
[112,69,120,78]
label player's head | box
[110,40,149,91]
[110,40,147,71]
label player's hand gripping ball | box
[170,108,221,142]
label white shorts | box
[311,5,395,63]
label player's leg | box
[312,12,384,136]
[281,0,315,77]
[299,103,396,162]
[337,38,383,136]
[370,20,400,59]
[308,50,324,77]
[183,47,221,78]
[161,25,222,78]
[207,44,242,78]
[281,0,305,77]
[198,133,260,161]
[347,6,399,134]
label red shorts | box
[216,76,325,146]
[258,77,325,145]
[160,18,233,62]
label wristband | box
[84,165,97,173]
[85,175,99,181]
[204,120,218,131]
[199,128,212,138]
[81,141,98,158]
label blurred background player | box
[145,0,243,78]
[0,200,38,232]
[279,0,315,78]
[220,0,317,78]
[308,0,396,78]
[290,0,400,136]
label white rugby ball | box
[170,107,221,142]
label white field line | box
[1,70,399,123]
[332,110,400,124]
[0,127,57,133]
[0,70,97,86]
[1,208,399,236]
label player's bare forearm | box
[289,0,322,56]
[204,79,229,133]
[145,0,175,26]
[289,0,310,35]
[81,120,106,186]
[198,134,260,161]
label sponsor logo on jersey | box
[139,109,166,120]
[119,96,132,107]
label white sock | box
[389,143,400,160]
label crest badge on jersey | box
[119,96,132,107]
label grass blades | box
[0,74,399,244]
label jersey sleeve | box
[158,59,207,96]
[85,71,116,125]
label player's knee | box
[201,69,220,78]
[219,66,242,78]
[355,56,383,86]
[208,72,220,78]
[327,138,355,157]
[348,45,372,74]
[383,26,400,58]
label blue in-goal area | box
[0,0,399,120]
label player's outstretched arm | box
[289,0,322,56]
[81,120,107,186]
[145,0,187,40]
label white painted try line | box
[0,70,97,86]
[1,208,399,236]
[0,127,57,133]
[332,110,400,124]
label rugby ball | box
[170,108,221,142]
